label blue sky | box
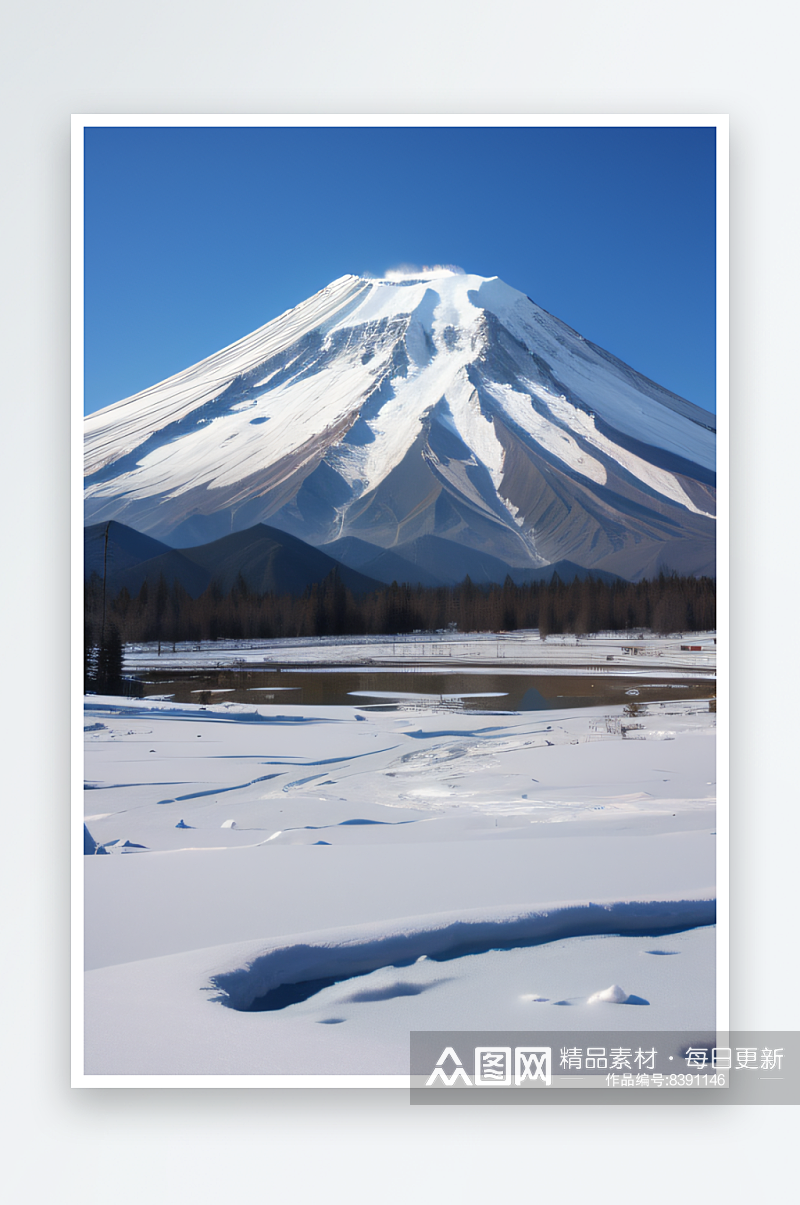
[83,124,716,416]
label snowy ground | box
[83,632,716,1079]
[125,629,717,675]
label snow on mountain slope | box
[85,270,716,579]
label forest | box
[85,567,716,689]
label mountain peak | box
[85,270,715,581]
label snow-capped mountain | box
[84,270,716,580]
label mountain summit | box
[84,271,715,580]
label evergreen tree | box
[96,624,123,693]
[84,620,97,692]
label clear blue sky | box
[83,125,716,416]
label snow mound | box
[588,983,630,1004]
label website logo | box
[426,1046,552,1087]
[425,1047,472,1087]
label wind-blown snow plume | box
[381,263,466,280]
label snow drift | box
[209,896,715,1011]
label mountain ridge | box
[85,519,628,599]
[84,521,384,599]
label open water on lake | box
[124,667,715,712]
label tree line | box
[84,568,715,664]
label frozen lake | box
[128,665,716,711]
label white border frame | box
[72,113,728,1088]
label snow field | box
[84,925,715,1075]
[83,665,716,1075]
[83,695,715,854]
